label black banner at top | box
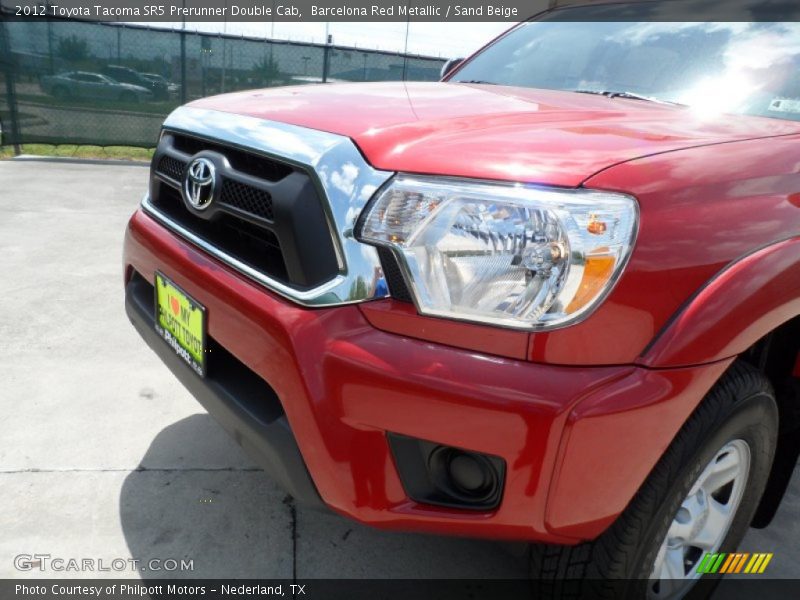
[2,0,800,22]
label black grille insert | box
[171,133,292,182]
[377,246,412,302]
[152,184,289,282]
[149,130,339,289]
[157,155,186,181]
[221,179,274,221]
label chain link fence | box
[0,19,446,149]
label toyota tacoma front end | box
[124,6,800,597]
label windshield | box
[452,17,800,122]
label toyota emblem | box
[183,157,216,210]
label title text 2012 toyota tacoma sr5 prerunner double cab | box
[123,4,800,598]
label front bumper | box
[125,272,324,510]
[124,208,732,543]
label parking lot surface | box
[0,161,797,589]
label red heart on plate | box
[170,296,180,316]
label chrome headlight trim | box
[357,174,639,331]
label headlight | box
[357,175,638,330]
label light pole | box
[46,1,54,73]
[268,0,275,62]
[179,0,186,103]
[402,19,410,81]
[322,24,331,83]
[220,0,228,92]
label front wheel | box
[530,362,778,600]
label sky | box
[126,21,515,58]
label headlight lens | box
[358,175,638,330]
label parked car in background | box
[102,65,169,100]
[140,73,180,99]
[40,71,152,103]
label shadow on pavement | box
[119,414,294,579]
[120,414,529,580]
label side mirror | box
[440,58,464,80]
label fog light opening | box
[449,452,493,494]
[430,447,500,505]
[387,433,506,511]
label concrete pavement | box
[0,160,524,582]
[0,160,797,588]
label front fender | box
[639,237,800,368]
[545,237,800,539]
[545,359,733,538]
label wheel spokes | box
[691,498,732,550]
[663,547,687,579]
[699,450,740,496]
[647,440,751,600]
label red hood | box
[190,82,800,187]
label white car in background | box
[40,71,153,103]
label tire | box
[530,361,778,600]
[119,91,138,104]
[52,86,69,100]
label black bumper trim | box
[125,272,325,509]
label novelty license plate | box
[154,271,206,377]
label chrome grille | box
[142,106,395,307]
[149,130,338,289]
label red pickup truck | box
[123,6,800,598]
